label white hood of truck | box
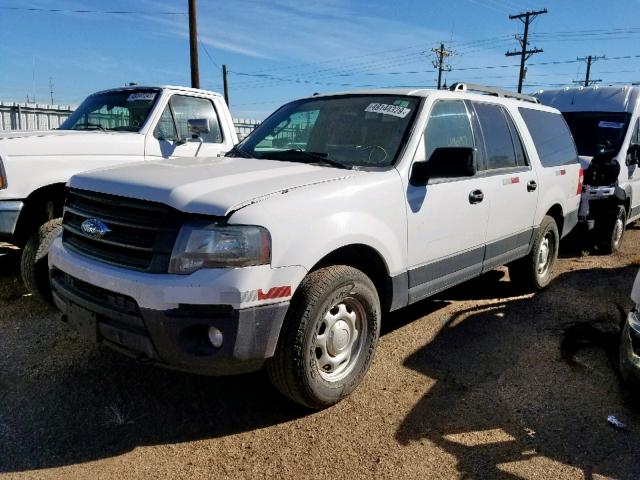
[0,130,143,157]
[69,156,363,216]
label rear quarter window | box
[518,108,579,167]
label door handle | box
[469,189,484,204]
[527,180,538,192]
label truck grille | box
[62,188,184,272]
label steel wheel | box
[313,297,367,382]
[612,216,624,249]
[537,231,554,277]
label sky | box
[0,0,639,119]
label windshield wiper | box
[262,149,351,170]
[73,122,106,131]
[226,144,254,158]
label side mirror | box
[187,118,210,138]
[627,144,640,166]
[410,147,477,186]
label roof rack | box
[449,82,539,104]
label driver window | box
[169,95,223,143]
[154,105,178,141]
[632,119,640,145]
[424,100,475,162]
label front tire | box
[509,215,559,291]
[266,265,381,409]
[599,205,626,254]
[20,218,63,304]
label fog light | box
[208,327,223,348]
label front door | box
[406,99,491,303]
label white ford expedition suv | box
[0,85,237,299]
[49,83,582,408]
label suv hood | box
[0,130,143,157]
[70,156,363,216]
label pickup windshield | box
[238,94,421,168]
[562,112,631,157]
[60,89,160,132]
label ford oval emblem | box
[81,218,111,239]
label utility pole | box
[576,55,605,86]
[505,8,547,93]
[222,64,229,106]
[188,0,200,89]
[432,43,453,89]
[49,76,54,105]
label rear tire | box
[598,205,626,254]
[266,265,381,409]
[20,218,63,304]
[509,215,559,291]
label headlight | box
[0,158,6,190]
[168,223,271,274]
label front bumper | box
[0,200,23,237]
[51,268,290,375]
[620,311,640,384]
[48,238,307,376]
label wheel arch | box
[545,203,564,237]
[13,182,66,244]
[309,243,395,313]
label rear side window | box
[519,108,579,167]
[473,102,518,170]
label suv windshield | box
[237,94,421,168]
[562,112,631,157]
[60,89,160,132]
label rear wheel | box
[20,218,63,304]
[509,215,559,291]
[266,265,381,409]
[599,205,626,254]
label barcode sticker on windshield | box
[365,103,411,118]
[598,121,624,129]
[127,93,156,102]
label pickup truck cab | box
[0,85,237,299]
[535,86,640,253]
[49,83,582,408]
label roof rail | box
[449,82,539,104]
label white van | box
[535,86,640,253]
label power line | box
[0,5,184,15]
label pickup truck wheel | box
[266,265,381,409]
[20,218,63,304]
[599,205,626,254]
[508,215,559,291]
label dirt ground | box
[1,229,640,480]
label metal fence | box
[0,101,260,139]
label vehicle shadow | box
[0,340,309,472]
[0,244,20,278]
[396,265,640,479]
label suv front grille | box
[62,188,184,272]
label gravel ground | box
[1,230,640,480]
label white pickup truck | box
[0,85,238,299]
[49,84,582,408]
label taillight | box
[577,168,584,195]
[0,159,6,190]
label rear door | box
[145,95,232,159]
[470,101,539,271]
[406,99,491,302]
